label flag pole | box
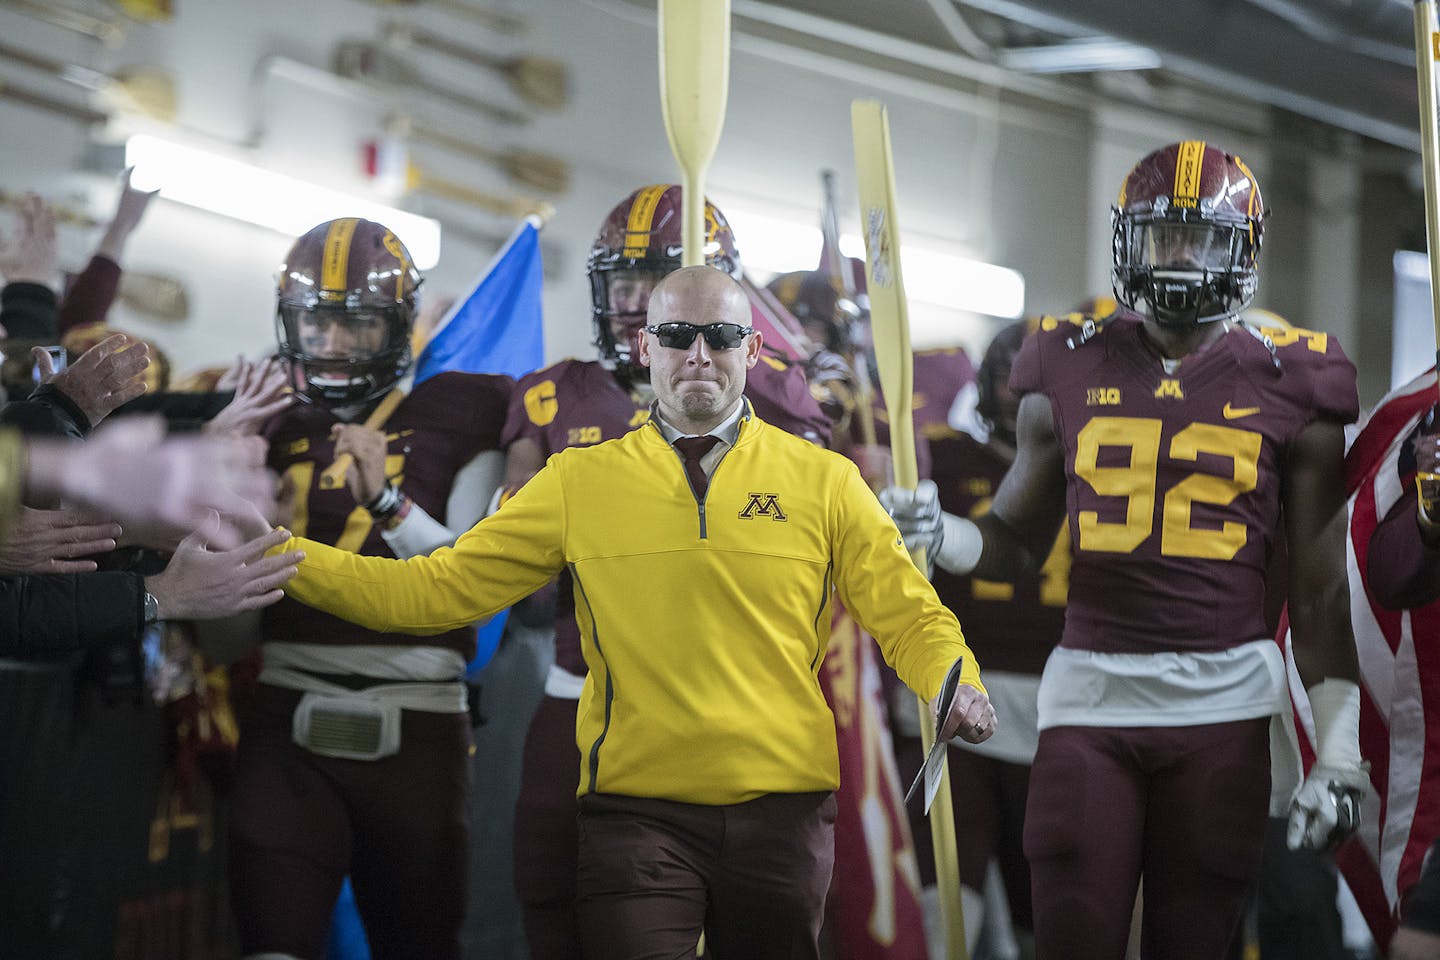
[1413,0,1440,390]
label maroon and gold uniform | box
[1013,310,1358,958]
[930,432,1066,676]
[259,372,511,655]
[230,370,511,960]
[506,354,827,960]
[1013,313,1356,656]
[867,347,976,481]
[896,430,1068,927]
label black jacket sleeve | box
[112,391,237,432]
[0,382,92,440]
[0,571,144,657]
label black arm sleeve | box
[0,571,144,657]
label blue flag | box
[414,217,546,384]
[325,220,545,960]
[415,217,547,678]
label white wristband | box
[380,499,458,559]
[1308,677,1363,771]
[934,512,983,575]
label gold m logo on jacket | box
[738,493,788,521]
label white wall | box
[0,0,1386,386]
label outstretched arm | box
[280,458,568,633]
[974,393,1069,578]
[886,392,1067,578]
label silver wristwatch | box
[142,591,161,625]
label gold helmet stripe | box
[321,218,360,297]
[1232,155,1261,246]
[381,230,411,300]
[623,185,668,258]
[1173,140,1206,208]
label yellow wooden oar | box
[852,97,969,960]
[658,0,731,266]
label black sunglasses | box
[646,322,754,350]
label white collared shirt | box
[654,400,744,478]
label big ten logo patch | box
[566,426,602,446]
[1086,387,1121,406]
[738,493,787,521]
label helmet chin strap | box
[1145,267,1241,328]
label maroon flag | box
[1277,367,1439,950]
[821,602,929,960]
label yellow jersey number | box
[969,496,1070,607]
[1073,416,1262,559]
[281,451,408,552]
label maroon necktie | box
[674,435,721,498]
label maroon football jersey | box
[868,347,977,480]
[1010,312,1357,655]
[501,355,831,674]
[748,353,833,448]
[261,371,513,660]
[929,430,1067,675]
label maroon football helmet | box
[765,265,868,356]
[1111,141,1266,328]
[975,317,1038,449]
[586,184,740,376]
[275,218,421,408]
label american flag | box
[1277,366,1439,951]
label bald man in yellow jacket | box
[275,266,994,960]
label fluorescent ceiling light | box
[125,134,442,269]
[725,208,1024,319]
[1000,38,1162,74]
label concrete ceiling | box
[728,0,1423,152]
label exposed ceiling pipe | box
[728,0,1081,101]
[579,0,1093,133]
[950,0,1420,150]
[922,0,1162,74]
[948,0,1096,40]
[1241,0,1412,66]
[919,0,997,62]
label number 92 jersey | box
[1010,312,1358,655]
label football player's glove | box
[879,480,942,559]
[1286,763,1368,853]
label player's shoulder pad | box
[1239,321,1358,421]
[1033,311,1113,351]
[1243,322,1343,359]
[417,368,515,399]
[513,357,588,389]
[756,351,792,372]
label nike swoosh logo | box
[1222,403,1260,419]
